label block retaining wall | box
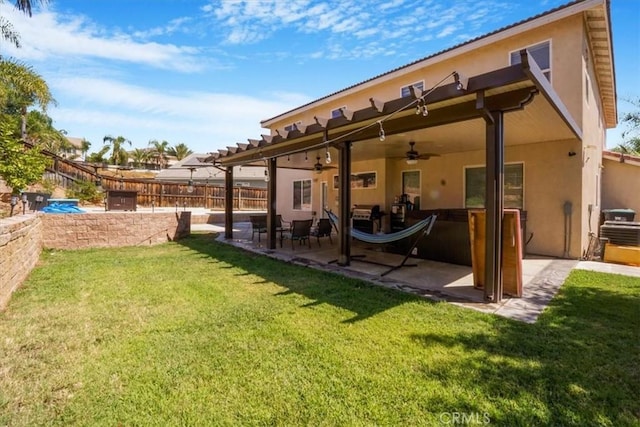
[0,211,190,309]
[0,214,42,309]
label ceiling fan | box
[312,156,337,173]
[397,141,440,165]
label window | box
[331,107,345,119]
[464,163,524,209]
[510,41,551,81]
[401,81,424,98]
[402,170,421,209]
[293,179,312,210]
[284,121,301,132]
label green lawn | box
[1,234,638,426]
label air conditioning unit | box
[600,221,640,246]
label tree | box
[0,121,49,195]
[80,138,91,160]
[1,0,48,49]
[148,139,169,169]
[615,97,640,155]
[102,135,132,166]
[168,142,193,161]
[130,148,150,168]
[24,110,68,153]
[0,59,56,139]
[86,146,110,164]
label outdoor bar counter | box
[387,208,527,266]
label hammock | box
[325,209,438,276]
[325,210,436,244]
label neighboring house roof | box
[261,0,615,129]
[155,153,266,181]
[65,136,84,149]
[603,150,640,166]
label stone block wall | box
[0,211,190,310]
[41,211,191,250]
[0,214,42,309]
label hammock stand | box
[325,210,437,277]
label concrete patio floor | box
[191,220,640,323]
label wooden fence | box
[41,151,267,210]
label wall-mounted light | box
[264,169,270,182]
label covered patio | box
[209,51,582,305]
[204,220,578,323]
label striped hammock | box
[326,210,437,244]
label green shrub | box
[66,180,103,204]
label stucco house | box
[208,0,616,301]
[601,150,640,217]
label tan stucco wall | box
[264,13,609,259]
[601,158,640,220]
[267,15,586,134]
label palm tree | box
[80,138,91,161]
[149,139,169,169]
[25,110,67,152]
[168,142,193,161]
[1,0,48,50]
[0,59,55,139]
[86,146,110,164]
[130,148,150,168]
[102,135,132,166]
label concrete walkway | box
[191,221,640,323]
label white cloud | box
[46,77,311,152]
[4,8,203,73]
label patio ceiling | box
[212,51,582,171]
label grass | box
[0,233,638,426]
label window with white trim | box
[510,41,551,81]
[464,163,524,209]
[293,179,312,210]
[401,81,424,98]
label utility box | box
[603,209,636,222]
[106,190,137,211]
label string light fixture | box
[325,147,332,164]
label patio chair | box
[283,219,313,250]
[250,215,267,242]
[312,218,333,247]
[276,214,290,247]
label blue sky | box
[3,0,639,155]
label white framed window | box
[331,107,346,119]
[402,170,421,209]
[401,81,424,98]
[293,179,312,210]
[464,163,524,209]
[510,40,551,81]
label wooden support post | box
[484,110,504,303]
[338,141,352,266]
[267,158,278,249]
[224,166,233,239]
